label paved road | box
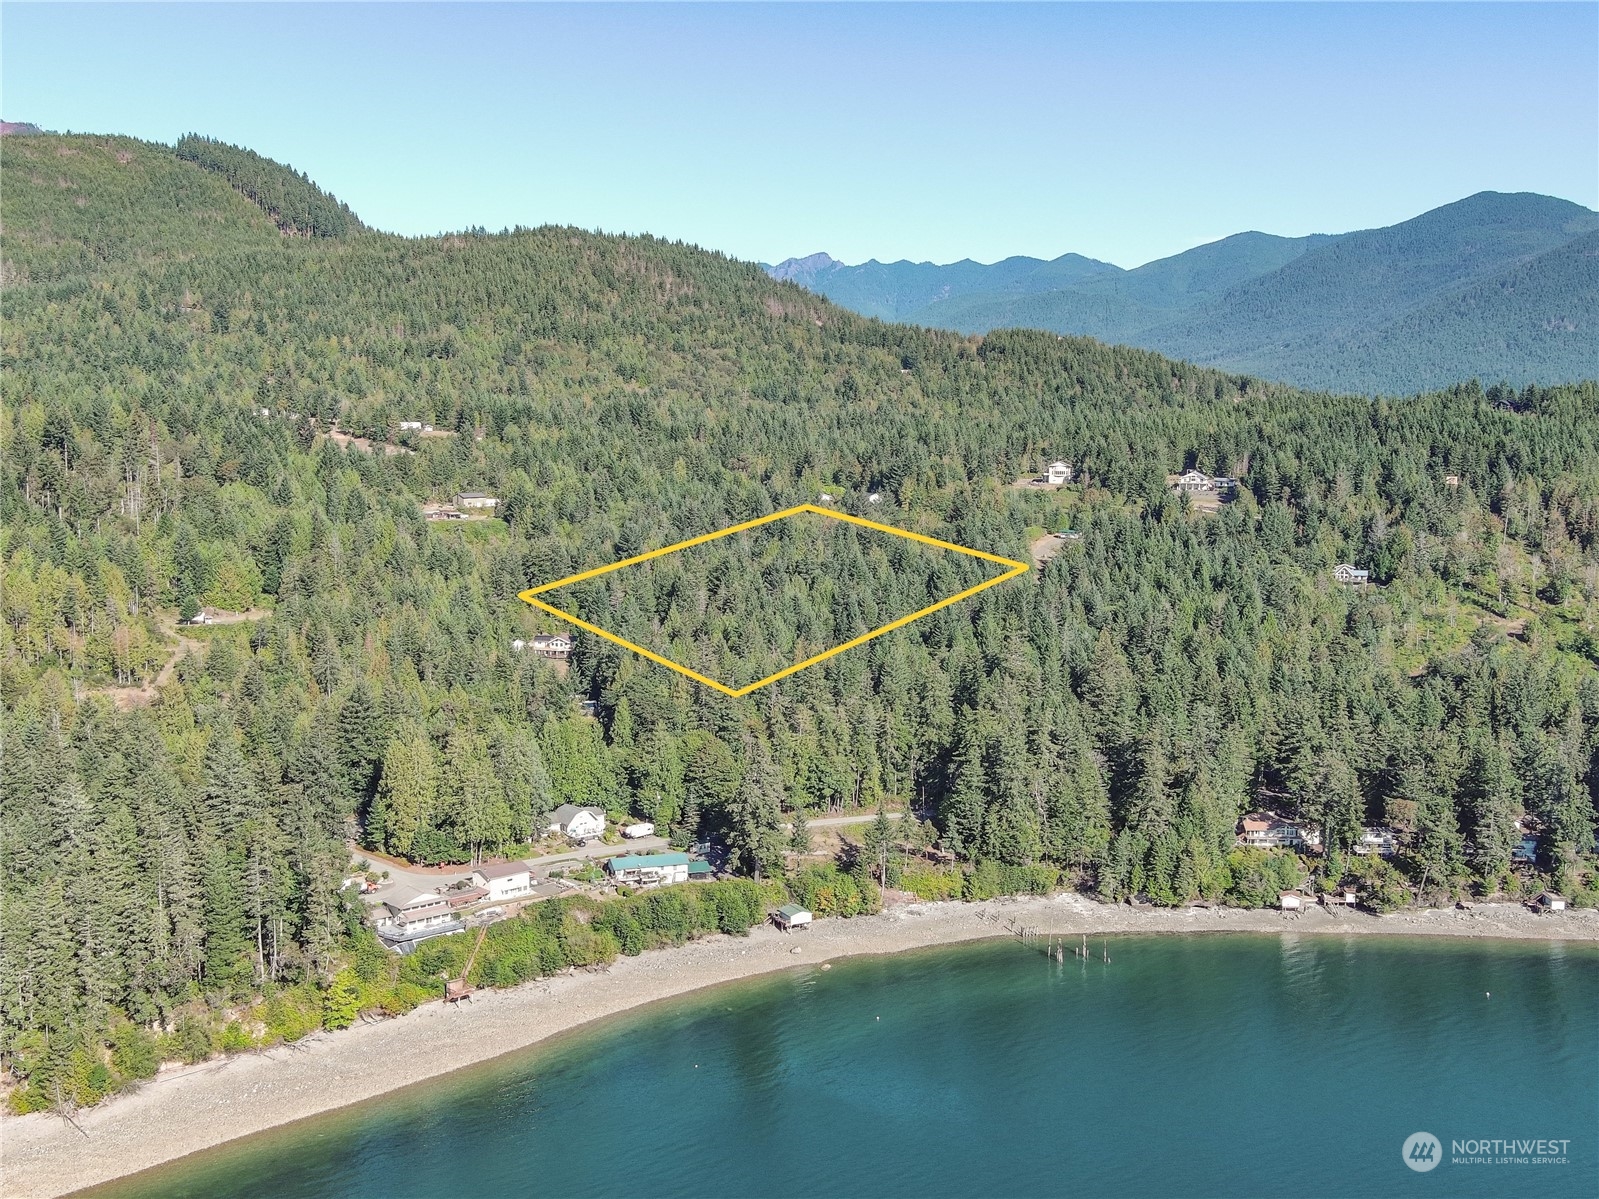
[355,835,671,903]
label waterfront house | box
[531,633,571,660]
[454,490,499,510]
[773,904,813,931]
[376,888,464,950]
[605,852,691,888]
[1045,461,1073,486]
[1354,827,1398,857]
[1533,892,1567,912]
[1238,814,1318,852]
[470,861,535,902]
[1333,564,1370,585]
[1322,888,1358,907]
[1278,891,1308,911]
[549,804,606,841]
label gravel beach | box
[4,896,1596,1198]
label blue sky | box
[4,3,1595,268]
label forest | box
[3,132,1598,1112]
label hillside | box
[3,132,1598,1114]
[772,193,1599,393]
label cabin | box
[549,804,606,841]
[1238,814,1318,852]
[1045,461,1073,486]
[1278,890,1308,911]
[399,420,424,431]
[454,491,499,510]
[1444,474,1460,488]
[773,904,813,931]
[531,633,571,660]
[470,861,535,902]
[1355,827,1398,857]
[1333,563,1370,585]
[1512,835,1540,867]
[605,852,691,888]
[1533,892,1567,913]
[1322,888,1359,908]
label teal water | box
[90,935,1597,1199]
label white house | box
[1333,564,1370,585]
[549,804,606,841]
[1534,892,1567,912]
[454,491,499,510]
[470,861,534,902]
[531,633,571,660]
[605,852,690,888]
[377,889,457,938]
[399,420,424,431]
[1238,815,1318,852]
[1174,469,1215,494]
[1045,461,1074,486]
[1278,890,1308,911]
[1355,827,1398,857]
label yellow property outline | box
[518,503,1029,697]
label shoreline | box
[5,896,1597,1198]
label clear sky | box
[4,2,1595,268]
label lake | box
[89,934,1598,1198]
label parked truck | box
[621,822,655,839]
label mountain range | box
[766,193,1599,394]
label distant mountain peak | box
[768,253,840,284]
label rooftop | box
[606,852,691,871]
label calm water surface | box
[89,935,1598,1199]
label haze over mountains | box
[767,193,1599,394]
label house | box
[576,698,600,718]
[470,861,535,902]
[1323,887,1359,907]
[1238,814,1318,852]
[1045,461,1073,486]
[1278,890,1308,911]
[399,420,424,431]
[1355,827,1398,857]
[375,888,464,949]
[1532,892,1567,912]
[773,904,813,931]
[454,491,499,510]
[549,804,606,841]
[1512,835,1540,867]
[605,852,691,888]
[1444,474,1460,487]
[531,633,571,660]
[1055,529,1083,541]
[1174,469,1216,494]
[1333,564,1370,585]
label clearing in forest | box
[519,504,1028,696]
